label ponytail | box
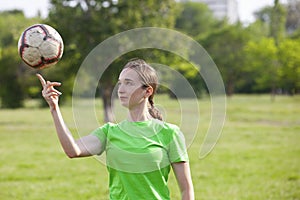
[148,95,163,121]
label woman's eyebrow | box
[118,78,134,82]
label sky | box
[0,0,288,24]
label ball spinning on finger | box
[18,24,64,69]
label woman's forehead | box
[118,68,140,81]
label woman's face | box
[117,68,147,108]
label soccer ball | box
[18,24,64,69]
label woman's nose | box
[118,84,125,94]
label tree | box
[270,0,287,46]
[286,0,300,34]
[0,11,41,108]
[278,39,300,94]
[255,1,288,97]
[255,0,300,35]
[47,0,179,122]
[244,38,300,95]
[269,0,287,98]
[175,1,220,38]
[200,23,251,95]
[244,38,278,93]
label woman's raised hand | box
[36,74,62,110]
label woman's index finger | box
[36,73,46,87]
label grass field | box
[0,95,299,200]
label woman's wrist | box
[49,103,59,112]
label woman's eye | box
[117,80,134,87]
[125,81,133,86]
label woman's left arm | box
[172,161,195,200]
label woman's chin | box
[119,101,129,108]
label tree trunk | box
[270,0,286,101]
[226,78,235,97]
[101,84,115,123]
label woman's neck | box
[127,102,152,122]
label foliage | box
[255,1,299,36]
[270,0,287,45]
[1,0,300,110]
[175,1,220,38]
[45,0,180,121]
[0,11,42,108]
[278,39,300,94]
[244,37,278,93]
[244,36,300,95]
[200,23,251,95]
[286,0,300,34]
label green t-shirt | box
[91,119,189,200]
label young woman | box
[37,59,194,200]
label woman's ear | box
[145,86,153,98]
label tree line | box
[0,0,299,112]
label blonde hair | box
[123,58,163,120]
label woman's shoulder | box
[152,120,185,145]
[93,122,118,133]
[152,119,180,132]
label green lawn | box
[0,95,299,199]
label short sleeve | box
[168,127,189,163]
[91,123,110,154]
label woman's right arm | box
[37,74,102,158]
